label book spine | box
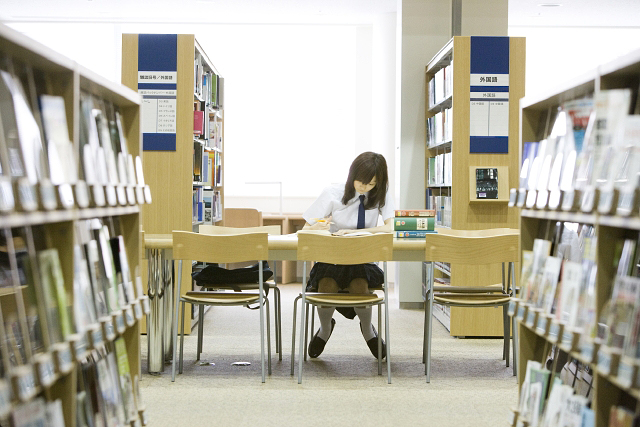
[394,217,435,231]
[395,230,436,238]
[394,209,435,217]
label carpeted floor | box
[139,283,518,427]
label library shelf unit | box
[424,36,525,337]
[0,24,149,427]
[122,34,224,333]
[513,47,640,427]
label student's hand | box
[308,217,332,231]
[332,229,352,236]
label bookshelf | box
[0,23,149,427]
[122,34,225,333]
[424,36,525,337]
[512,47,640,427]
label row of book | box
[427,64,453,109]
[393,209,437,238]
[10,336,147,427]
[193,188,222,225]
[427,152,452,187]
[0,67,151,214]
[194,53,223,110]
[511,89,640,216]
[426,108,452,148]
[513,358,594,427]
[0,217,150,412]
[193,106,223,151]
[425,191,451,228]
[193,143,222,187]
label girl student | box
[302,151,394,359]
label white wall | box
[8,20,397,217]
[509,26,640,100]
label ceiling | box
[0,0,639,27]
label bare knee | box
[348,278,369,294]
[318,277,339,293]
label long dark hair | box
[342,151,389,209]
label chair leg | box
[274,286,282,360]
[503,305,510,368]
[512,315,518,377]
[422,299,427,364]
[385,301,391,384]
[291,295,300,376]
[266,298,272,375]
[197,304,204,361]
[179,301,186,374]
[304,303,310,362]
[171,261,183,382]
[310,305,315,345]
[378,304,382,376]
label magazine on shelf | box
[559,394,588,427]
[38,248,71,343]
[579,89,631,213]
[516,141,539,207]
[535,136,558,209]
[16,248,46,356]
[518,360,550,425]
[604,275,640,351]
[555,260,583,326]
[539,378,573,427]
[114,337,138,422]
[45,399,65,427]
[11,397,47,427]
[93,222,121,314]
[615,116,640,215]
[95,355,126,427]
[39,94,77,186]
[537,256,563,313]
[0,70,48,185]
[522,239,552,306]
[73,244,99,331]
[525,139,548,208]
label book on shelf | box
[193,110,204,136]
[578,89,631,212]
[517,360,550,426]
[615,116,640,215]
[73,244,99,332]
[38,248,72,343]
[394,217,435,231]
[11,397,47,427]
[395,230,437,238]
[395,209,435,217]
[537,256,563,313]
[93,222,121,314]
[608,405,636,427]
[39,94,78,204]
[114,337,138,423]
[520,239,552,306]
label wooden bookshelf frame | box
[516,46,640,427]
[122,34,224,333]
[0,23,145,426]
[425,36,525,337]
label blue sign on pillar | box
[138,34,178,151]
[469,36,510,154]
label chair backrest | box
[172,230,269,264]
[424,229,519,265]
[223,208,262,227]
[199,224,281,236]
[297,232,393,265]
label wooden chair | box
[423,228,518,383]
[170,230,271,382]
[198,225,283,360]
[291,232,393,384]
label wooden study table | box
[143,233,427,262]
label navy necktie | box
[357,194,365,229]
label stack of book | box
[393,209,437,238]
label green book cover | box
[394,217,435,231]
[114,338,137,422]
[38,249,72,342]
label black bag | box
[192,262,273,295]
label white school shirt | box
[303,184,395,234]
